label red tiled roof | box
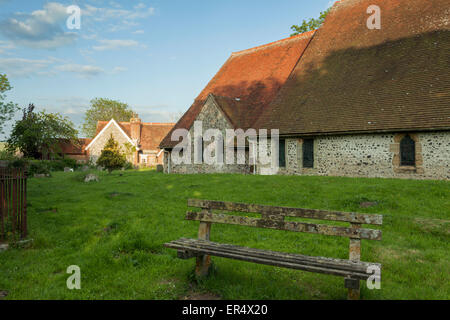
[255,0,450,134]
[140,123,175,150]
[160,31,315,148]
[58,138,91,155]
[96,120,131,137]
[95,120,174,150]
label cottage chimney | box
[130,114,141,143]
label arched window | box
[400,135,415,166]
[278,139,286,167]
[302,139,314,168]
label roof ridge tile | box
[231,30,316,57]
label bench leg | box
[345,277,360,300]
[196,255,211,277]
[348,287,360,300]
[348,224,361,300]
[195,221,211,277]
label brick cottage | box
[85,117,174,166]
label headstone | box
[97,166,104,171]
[64,167,74,172]
[156,164,164,172]
[81,165,89,171]
[84,173,99,183]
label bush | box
[28,160,50,175]
[7,157,29,169]
[3,157,81,175]
[46,160,65,171]
[0,149,12,160]
[96,135,127,173]
[123,162,133,170]
[31,159,80,173]
[61,158,78,169]
[28,159,79,175]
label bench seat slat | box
[185,211,382,240]
[164,238,381,280]
[188,199,383,225]
[169,238,379,272]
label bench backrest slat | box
[188,199,383,225]
[185,211,382,241]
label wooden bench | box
[164,199,382,299]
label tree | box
[7,104,79,159]
[96,135,127,173]
[82,98,135,138]
[0,74,19,135]
[290,8,331,36]
[123,141,137,162]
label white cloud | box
[82,33,98,40]
[0,57,54,77]
[111,66,128,74]
[132,30,145,34]
[93,39,139,51]
[0,2,77,49]
[29,96,91,133]
[109,1,122,9]
[0,40,15,54]
[34,96,90,115]
[0,2,156,49]
[82,3,155,22]
[0,54,123,78]
[133,3,146,10]
[127,7,155,20]
[56,63,104,77]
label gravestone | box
[84,173,99,183]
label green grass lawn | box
[0,170,449,299]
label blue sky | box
[0,0,332,139]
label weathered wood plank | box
[195,219,212,277]
[347,223,361,300]
[345,277,360,289]
[185,211,382,240]
[164,241,379,280]
[177,250,199,259]
[170,239,381,274]
[187,199,383,225]
[168,238,380,273]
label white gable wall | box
[88,122,135,164]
